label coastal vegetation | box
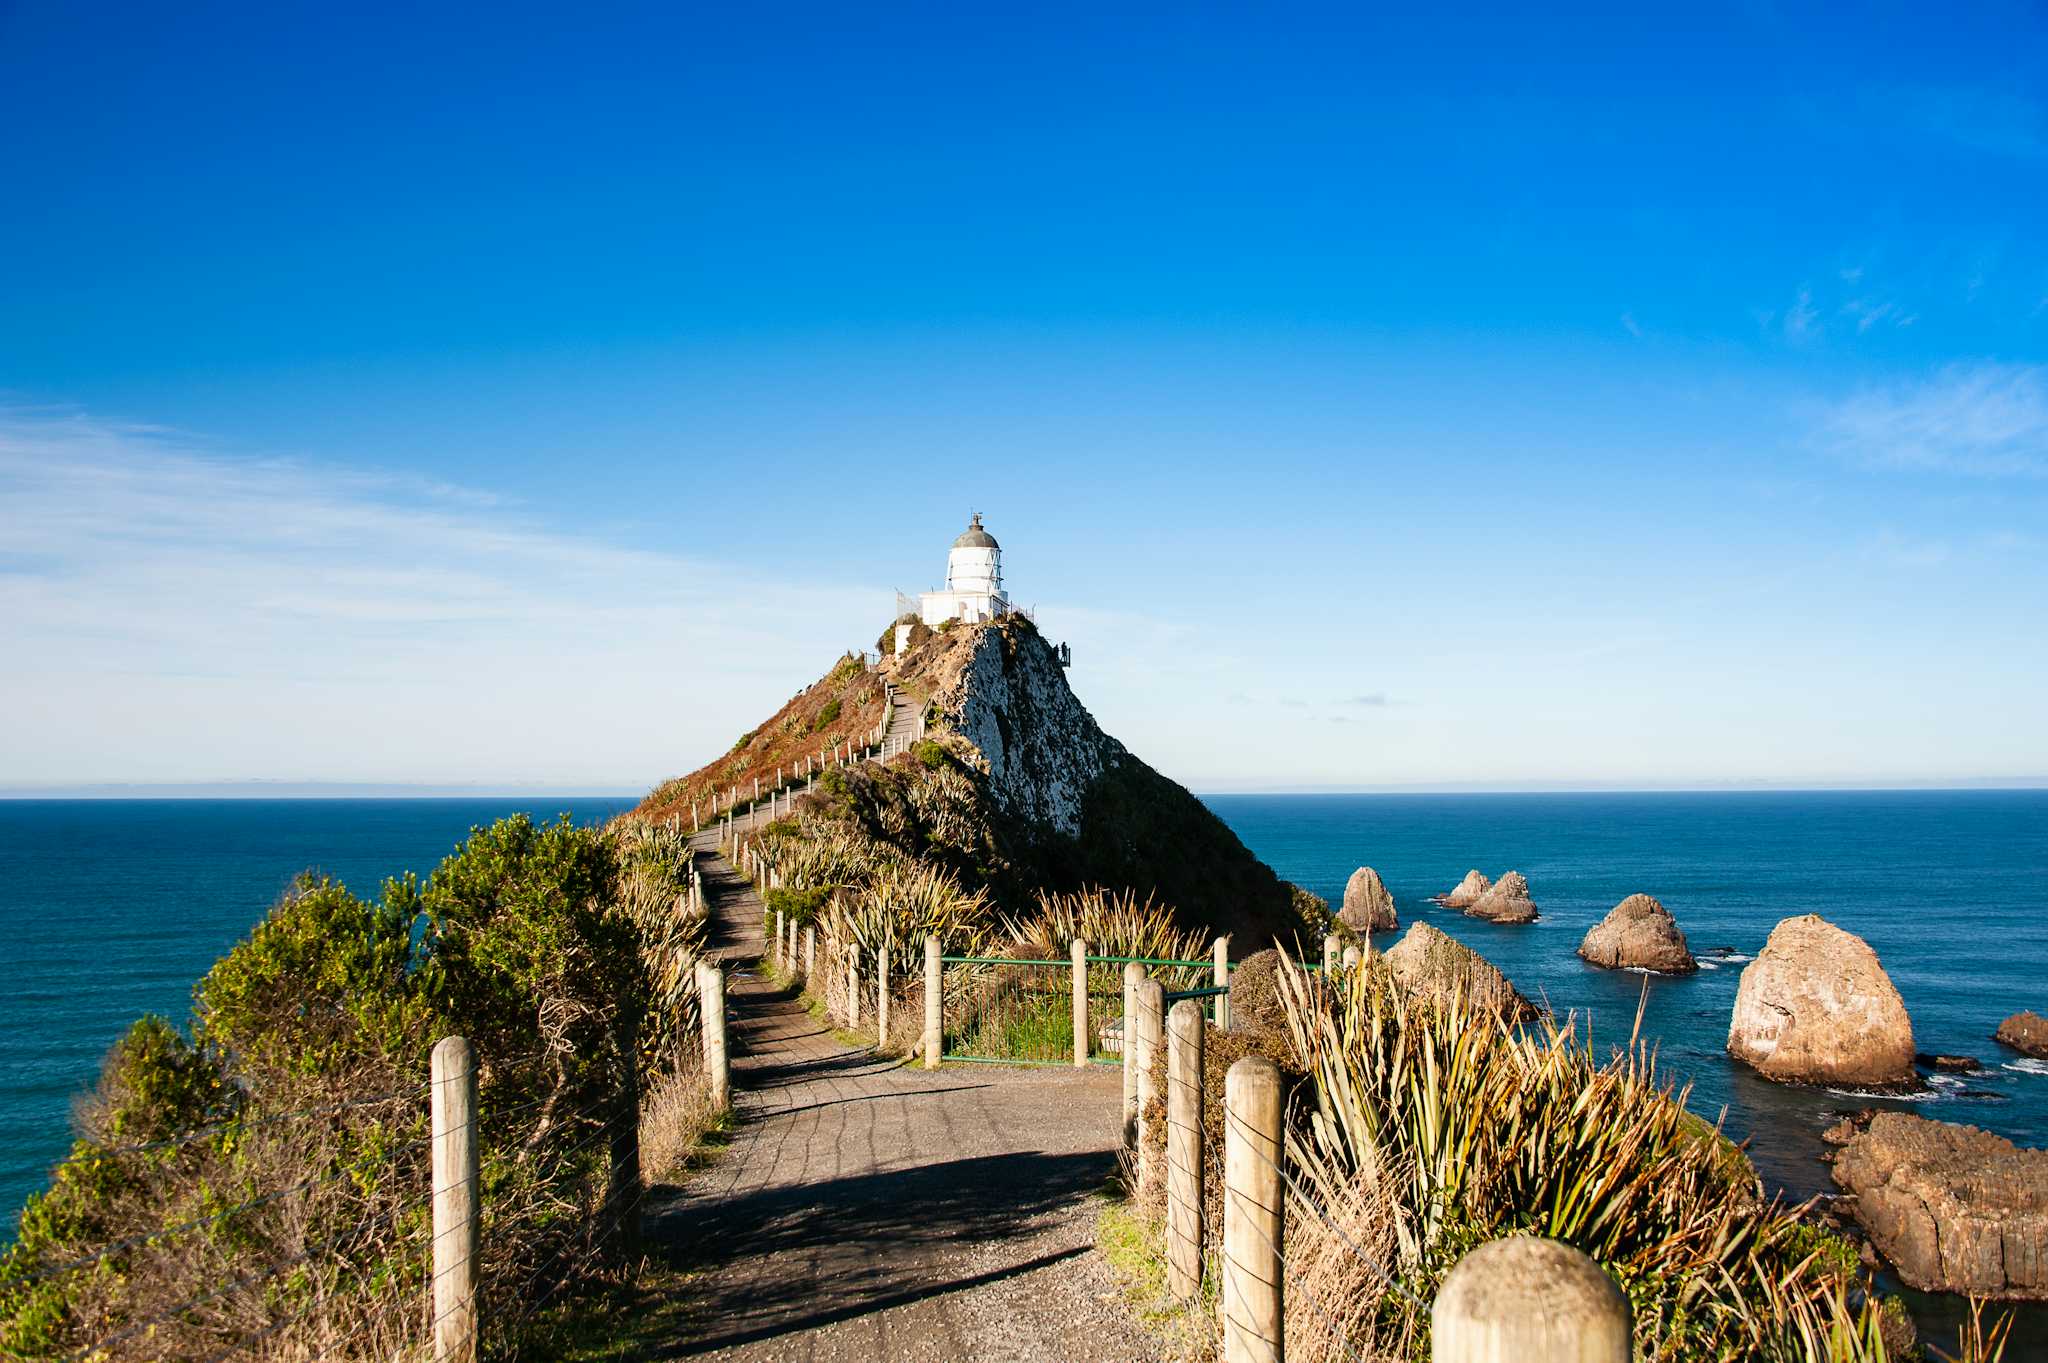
[0,815,714,1361]
[1112,951,2010,1361]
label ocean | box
[3,791,2044,1339]
[1209,791,2048,1197]
[1210,789,2048,1349]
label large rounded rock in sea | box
[1339,866,1398,933]
[1464,870,1538,924]
[1577,893,1697,974]
[1995,1011,2048,1060]
[1727,915,1915,1088]
[1831,1112,2048,1298]
[1384,922,1534,1020]
[1440,870,1491,908]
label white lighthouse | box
[916,513,1011,627]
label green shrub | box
[913,739,951,770]
[813,698,842,732]
[765,884,831,925]
[0,813,696,1363]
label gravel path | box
[638,837,1156,1362]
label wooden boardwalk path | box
[631,834,1151,1362]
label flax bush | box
[1263,954,2007,1363]
[825,860,997,981]
[1006,887,1211,965]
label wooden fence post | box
[848,957,861,1029]
[605,1012,642,1256]
[805,926,816,980]
[1213,936,1231,1030]
[1071,938,1089,1068]
[1222,1055,1283,1363]
[1166,999,1205,1300]
[1343,944,1362,972]
[924,936,942,1069]
[1121,961,1144,1149]
[877,938,891,1047]
[1135,978,1165,1205]
[1323,933,1339,974]
[773,911,785,970]
[1432,1236,1631,1363]
[696,961,729,1109]
[431,1035,479,1363]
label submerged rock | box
[1727,915,1916,1088]
[1577,893,1697,974]
[1464,870,1538,924]
[1440,870,1491,908]
[1917,1053,1981,1073]
[1996,1011,2048,1060]
[1831,1112,2048,1299]
[1339,866,1398,933]
[1383,922,1534,1020]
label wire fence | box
[6,1035,674,1363]
[1116,963,1441,1363]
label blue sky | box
[2,1,2044,792]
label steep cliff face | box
[890,618,1301,946]
[928,620,1117,836]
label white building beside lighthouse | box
[916,513,1011,627]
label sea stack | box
[1577,894,1697,974]
[1727,915,1915,1088]
[1339,866,1398,932]
[1831,1112,2048,1298]
[1384,922,1534,1020]
[1441,870,1491,908]
[1464,870,1538,924]
[1995,1011,2048,1060]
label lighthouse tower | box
[917,513,1011,627]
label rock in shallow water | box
[1831,1112,2048,1299]
[1338,866,1397,933]
[1726,914,1916,1088]
[1440,869,1491,908]
[1463,870,1538,924]
[1576,893,1697,974]
[1996,1011,2048,1060]
[1916,1052,1981,1073]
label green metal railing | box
[938,954,1220,1067]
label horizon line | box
[3,779,2045,801]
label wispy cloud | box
[1620,311,1643,339]
[1341,693,1391,707]
[0,410,879,785]
[1783,285,1820,342]
[1815,363,2048,477]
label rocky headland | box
[1576,893,1697,974]
[1383,921,1534,1020]
[1829,1112,2048,1299]
[1727,915,1916,1089]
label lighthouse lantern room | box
[916,513,1011,628]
